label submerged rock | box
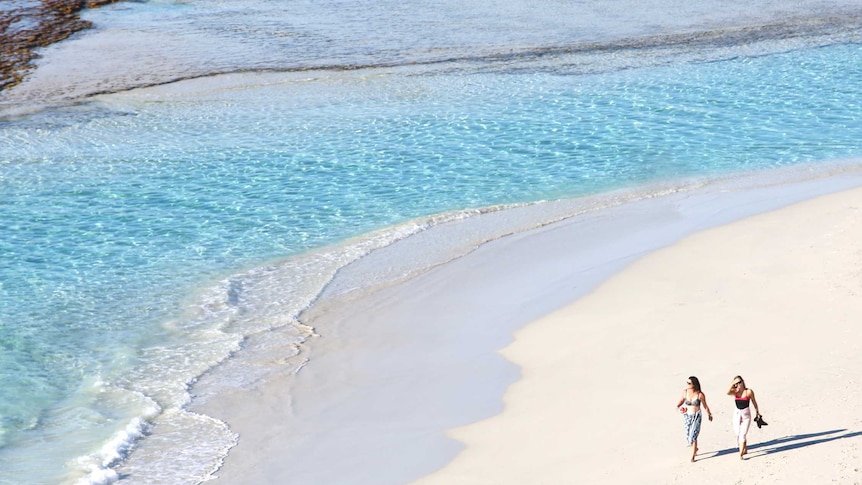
[0,0,121,91]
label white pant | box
[733,407,752,444]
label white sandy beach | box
[201,173,862,485]
[412,186,862,485]
[5,2,862,483]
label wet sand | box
[201,169,862,484]
[413,184,862,485]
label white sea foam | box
[113,409,238,485]
[2,2,862,483]
[36,384,161,485]
[56,159,862,485]
[70,415,146,484]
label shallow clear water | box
[1,0,862,483]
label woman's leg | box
[732,409,742,447]
[688,412,702,462]
[738,408,752,459]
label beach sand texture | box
[202,178,862,484]
[412,187,862,484]
[4,1,862,483]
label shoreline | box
[3,2,862,483]
[6,36,862,480]
[3,4,861,115]
[413,183,862,485]
[198,168,862,484]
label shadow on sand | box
[700,429,862,460]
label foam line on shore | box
[201,167,862,484]
[413,183,862,485]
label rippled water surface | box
[1,1,862,483]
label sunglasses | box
[686,381,692,384]
[732,382,741,387]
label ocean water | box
[1,1,862,484]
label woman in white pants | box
[727,375,761,460]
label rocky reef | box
[1,0,121,91]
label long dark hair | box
[689,376,702,392]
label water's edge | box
[195,162,862,484]
[3,6,861,117]
[189,161,862,484]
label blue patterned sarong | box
[683,411,702,446]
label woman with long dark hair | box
[675,376,713,462]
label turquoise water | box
[2,2,862,483]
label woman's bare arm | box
[700,392,713,421]
[748,389,760,415]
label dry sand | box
[412,187,862,485]
[204,173,862,485]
